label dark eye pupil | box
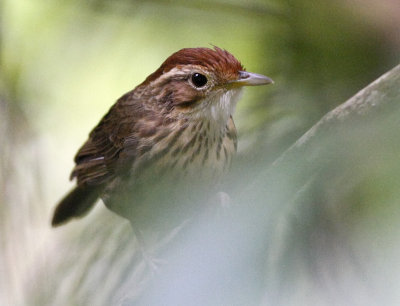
[191,73,207,87]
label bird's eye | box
[191,73,208,88]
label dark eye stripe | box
[174,99,199,108]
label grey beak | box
[233,71,274,86]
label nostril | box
[238,71,250,80]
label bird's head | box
[139,46,273,124]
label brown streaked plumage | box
[51,46,273,227]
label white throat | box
[188,87,242,133]
[210,88,243,123]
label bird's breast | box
[102,118,237,221]
[148,119,236,181]
[155,122,235,180]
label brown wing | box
[52,90,150,226]
[70,90,148,187]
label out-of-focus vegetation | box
[1,0,399,305]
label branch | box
[278,63,400,161]
[245,64,400,202]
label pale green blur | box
[1,0,399,305]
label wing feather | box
[71,91,147,186]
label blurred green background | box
[1,0,399,305]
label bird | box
[51,46,273,228]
